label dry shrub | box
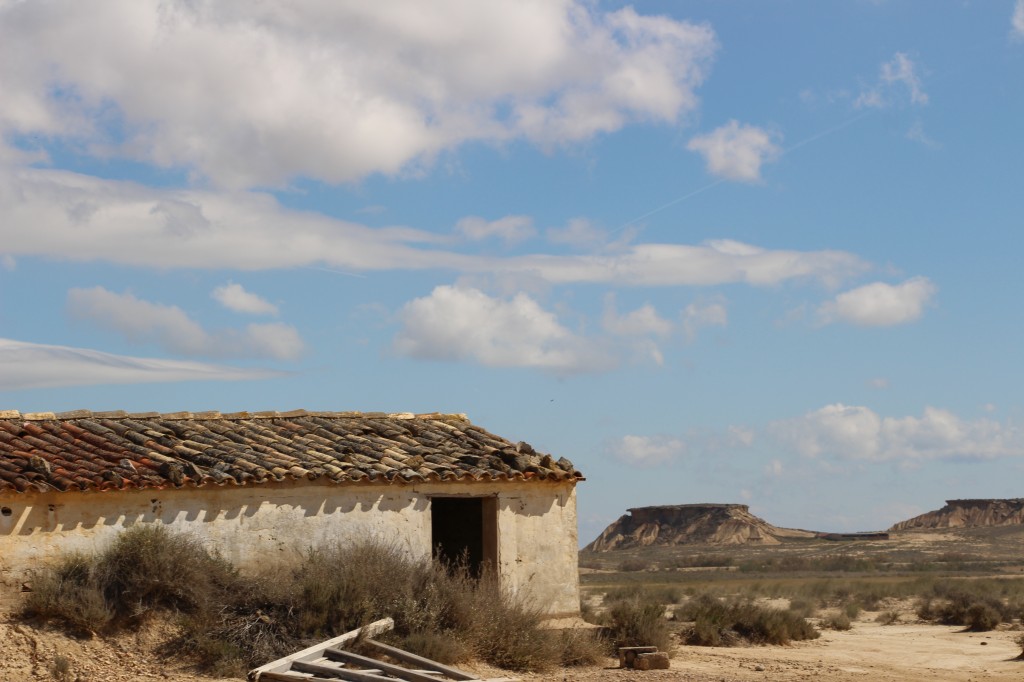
[557,627,608,667]
[23,526,234,633]
[23,553,113,634]
[24,531,586,675]
[618,557,651,572]
[603,585,682,606]
[48,654,72,682]
[916,582,1016,630]
[964,603,1001,632]
[1016,633,1024,660]
[679,594,819,646]
[843,601,863,619]
[603,596,672,653]
[94,525,237,620]
[875,610,901,625]
[787,598,817,618]
[822,613,851,631]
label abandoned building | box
[0,409,583,616]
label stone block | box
[634,651,670,670]
[618,646,658,668]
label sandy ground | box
[514,621,1024,682]
[2,613,1022,682]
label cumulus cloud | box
[0,338,277,390]
[608,434,686,466]
[455,215,536,244]
[1015,0,1024,38]
[818,277,936,327]
[682,300,727,341]
[857,52,928,108]
[0,169,870,289]
[686,120,781,182]
[394,285,613,373]
[769,404,1024,461]
[0,0,717,187]
[67,287,304,360]
[212,283,278,316]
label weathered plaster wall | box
[0,480,580,616]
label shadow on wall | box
[0,486,423,537]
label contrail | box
[302,265,367,279]
[614,111,873,234]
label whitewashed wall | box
[0,479,580,616]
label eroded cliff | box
[890,499,1024,531]
[584,503,816,551]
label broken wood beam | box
[324,647,450,682]
[248,618,395,680]
[292,660,395,681]
[364,638,479,680]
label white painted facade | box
[0,479,581,616]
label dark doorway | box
[431,496,497,577]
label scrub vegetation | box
[23,526,606,676]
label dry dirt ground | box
[3,611,1022,682]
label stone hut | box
[0,409,583,616]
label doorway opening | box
[431,496,498,578]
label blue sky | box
[2,1,1024,542]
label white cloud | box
[67,287,305,360]
[394,285,612,373]
[546,218,611,251]
[455,215,536,244]
[770,404,1024,462]
[1015,0,1024,38]
[609,434,686,467]
[602,297,673,337]
[686,120,781,182]
[601,296,672,365]
[212,282,279,316]
[868,377,890,390]
[0,338,276,390]
[818,277,936,327]
[906,120,939,148]
[0,1,717,187]
[682,300,727,341]
[856,52,928,108]
[0,169,871,289]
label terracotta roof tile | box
[0,410,583,494]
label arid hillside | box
[585,504,816,551]
[891,498,1024,531]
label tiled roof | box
[0,410,582,494]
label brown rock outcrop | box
[584,503,816,551]
[890,498,1024,531]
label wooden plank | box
[256,673,314,682]
[261,674,389,682]
[288,661,396,682]
[324,647,448,682]
[364,639,478,680]
[249,618,395,680]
